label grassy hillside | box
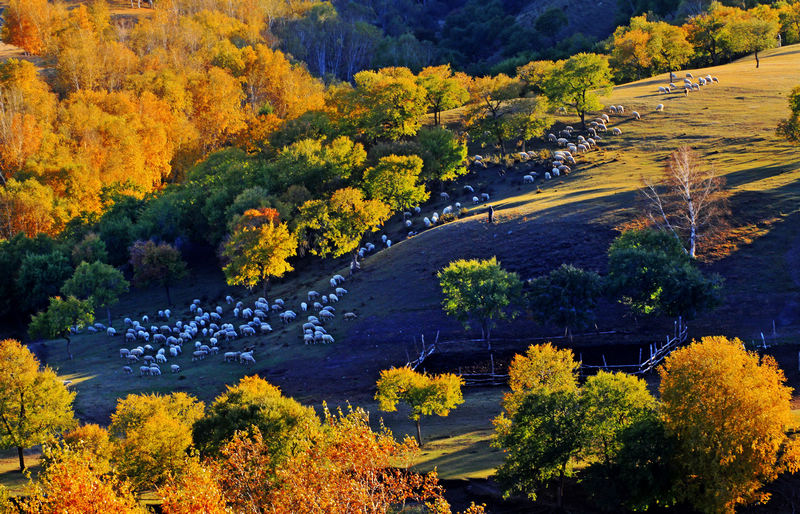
[12,45,800,490]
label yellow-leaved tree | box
[660,336,800,513]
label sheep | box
[139,366,151,376]
[609,105,618,113]
[557,137,568,147]
[545,172,552,180]
[386,240,392,247]
[616,105,624,113]
[473,154,483,161]
[440,192,450,201]
[413,206,421,214]
[404,219,413,228]
[171,364,181,373]
[711,77,719,83]
[304,333,314,344]
[686,72,693,78]
[632,111,640,120]
[107,327,117,336]
[319,310,335,320]
[335,287,347,296]
[156,354,167,364]
[656,104,664,112]
[240,352,256,365]
[329,293,339,303]
[523,174,535,184]
[241,326,256,337]
[260,323,272,333]
[270,303,283,312]
[612,127,622,135]
[169,346,178,357]
[123,366,132,375]
[308,291,320,301]
[300,302,308,311]
[224,352,240,362]
[241,308,253,319]
[120,348,130,358]
[124,317,132,326]
[150,366,162,376]
[88,326,98,334]
[280,311,297,323]
[226,295,234,304]
[192,350,208,361]
[480,193,490,202]
[142,315,149,324]
[126,354,139,363]
[547,133,557,143]
[343,312,358,321]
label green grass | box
[17,45,800,491]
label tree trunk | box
[262,279,268,300]
[107,306,113,328]
[689,224,697,259]
[17,447,24,472]
[415,419,423,447]
[164,284,172,306]
[755,49,760,68]
[64,336,72,360]
[557,464,566,507]
[485,322,492,351]
[580,110,586,131]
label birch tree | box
[640,146,727,258]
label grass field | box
[4,45,800,495]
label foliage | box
[110,393,205,491]
[222,209,298,297]
[158,458,229,514]
[465,74,523,155]
[71,233,108,266]
[20,444,144,514]
[15,250,73,314]
[543,53,613,127]
[363,154,429,211]
[415,126,468,183]
[527,264,604,339]
[438,257,522,347]
[129,240,188,305]
[28,296,94,359]
[659,336,800,513]
[193,375,319,457]
[61,261,129,325]
[61,424,113,476]
[609,15,694,81]
[607,229,723,318]
[0,340,75,471]
[728,14,779,67]
[375,367,464,446]
[297,187,390,262]
[417,65,470,126]
[777,85,800,143]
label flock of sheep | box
[75,273,359,378]
[659,72,720,95]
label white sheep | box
[123,366,132,375]
[240,352,256,365]
[472,196,479,204]
[523,175,534,184]
[617,105,624,113]
[308,290,320,301]
[386,240,392,247]
[480,193,490,201]
[609,105,618,113]
[343,312,358,321]
[150,366,162,376]
[139,366,151,376]
[301,302,308,311]
[107,327,117,336]
[335,287,347,296]
[656,104,664,112]
[329,293,339,303]
[686,72,693,78]
[612,127,622,135]
[413,206,421,214]
[632,111,640,120]
[440,192,450,200]
[171,364,181,373]
[226,295,234,304]
[545,172,552,180]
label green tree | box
[466,74,523,155]
[527,264,604,340]
[516,60,557,95]
[416,64,469,126]
[70,232,108,266]
[543,53,613,129]
[375,367,464,446]
[660,336,800,513]
[729,15,779,68]
[129,240,188,305]
[222,208,298,298]
[110,392,205,491]
[508,97,554,152]
[0,339,75,471]
[15,250,73,314]
[415,126,468,183]
[777,85,800,143]
[350,67,428,141]
[193,376,319,457]
[61,261,129,326]
[297,187,390,269]
[438,257,522,349]
[607,229,723,319]
[649,21,695,74]
[29,296,94,360]
[363,155,429,212]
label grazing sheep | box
[156,354,167,364]
[171,364,181,373]
[686,72,693,78]
[386,240,392,247]
[632,111,640,120]
[308,291,320,301]
[301,302,308,311]
[226,295,234,304]
[463,185,474,194]
[343,312,358,321]
[523,174,535,184]
[609,105,618,113]
[413,206,421,214]
[656,104,664,111]
[240,352,256,365]
[120,348,130,358]
[557,137,568,147]
[124,317,132,326]
[224,352,240,362]
[107,327,117,336]
[192,350,208,361]
[139,366,151,376]
[150,366,161,376]
[612,127,622,135]
[480,193,490,201]
[329,293,339,303]
[335,287,347,296]
[123,366,132,375]
[545,172,552,180]
[472,196,480,205]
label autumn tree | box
[607,229,723,319]
[543,53,613,129]
[610,16,693,80]
[158,458,229,514]
[222,208,297,298]
[375,367,464,446]
[438,257,522,349]
[729,14,779,68]
[110,392,204,491]
[641,146,728,258]
[62,423,113,475]
[29,296,94,360]
[516,60,557,95]
[466,74,523,155]
[527,264,604,340]
[508,97,554,152]
[61,261,129,326]
[297,187,390,268]
[416,126,468,183]
[1,0,63,56]
[129,240,188,305]
[193,375,318,457]
[0,179,63,240]
[363,155,429,212]
[778,85,800,143]
[417,64,469,126]
[660,336,800,513]
[20,444,144,514]
[0,340,75,472]
[71,232,108,266]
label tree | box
[20,444,144,514]
[375,367,464,446]
[543,53,613,129]
[70,232,108,266]
[363,155,429,212]
[777,85,800,143]
[610,16,693,80]
[62,423,113,476]
[29,296,94,360]
[0,340,75,472]
[508,97,554,152]
[129,240,188,305]
[222,208,298,298]
[438,257,522,349]
[416,126,468,183]
[516,60,557,95]
[110,392,204,491]
[15,249,73,313]
[158,458,229,514]
[61,261,129,326]
[607,229,723,319]
[641,146,728,258]
[527,264,604,340]
[417,64,469,126]
[649,21,694,74]
[660,336,800,513]
[297,187,390,269]
[349,67,428,141]
[729,15,779,68]
[193,375,318,457]
[466,74,522,155]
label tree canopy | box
[28,296,94,360]
[61,261,129,326]
[543,53,613,128]
[129,240,188,305]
